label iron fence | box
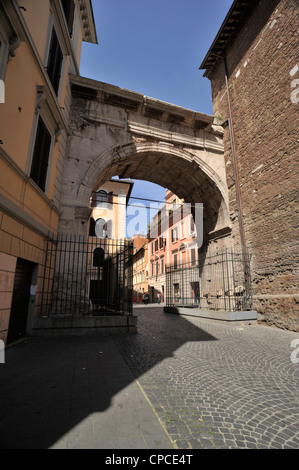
[40,235,133,316]
[166,250,253,312]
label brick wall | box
[207,0,299,330]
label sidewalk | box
[0,334,174,449]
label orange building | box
[148,190,198,303]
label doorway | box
[7,258,35,344]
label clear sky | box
[79,0,234,234]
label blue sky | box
[79,0,234,234]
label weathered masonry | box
[200,0,299,330]
[60,75,231,254]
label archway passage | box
[40,75,253,322]
[59,75,231,250]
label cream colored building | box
[89,179,133,239]
[0,0,97,344]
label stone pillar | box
[58,206,92,237]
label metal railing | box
[40,235,133,316]
[166,250,253,312]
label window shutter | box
[68,0,75,36]
[30,117,51,192]
[89,218,95,236]
[107,192,113,204]
[46,28,63,95]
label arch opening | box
[72,144,231,247]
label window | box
[173,253,178,270]
[191,248,196,266]
[96,190,113,208]
[46,27,63,95]
[93,248,104,267]
[161,257,164,274]
[89,217,96,236]
[151,242,154,255]
[181,221,185,239]
[190,217,195,234]
[95,218,108,238]
[159,236,166,249]
[30,117,52,191]
[156,261,159,277]
[171,226,178,243]
[97,190,107,206]
[151,262,154,276]
[61,0,75,37]
[174,283,180,302]
[155,239,158,252]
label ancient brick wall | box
[208,0,299,330]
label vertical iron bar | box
[40,236,49,316]
[225,249,231,312]
[221,252,227,311]
[231,251,237,311]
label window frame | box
[46,25,64,96]
[173,252,178,270]
[29,116,52,192]
[172,226,178,243]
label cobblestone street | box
[114,306,299,449]
[0,306,298,450]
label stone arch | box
[74,141,230,242]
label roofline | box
[109,178,134,205]
[69,74,214,125]
[199,0,259,76]
[79,0,98,44]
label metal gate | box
[40,235,133,316]
[166,250,253,312]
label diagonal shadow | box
[0,306,217,449]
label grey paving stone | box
[1,306,298,450]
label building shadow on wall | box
[0,308,216,449]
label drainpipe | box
[211,53,251,301]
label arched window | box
[97,190,107,206]
[95,218,108,238]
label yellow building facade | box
[0,0,97,344]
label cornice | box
[77,0,98,44]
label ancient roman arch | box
[58,75,232,253]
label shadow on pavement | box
[0,307,217,449]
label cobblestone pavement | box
[113,306,299,449]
